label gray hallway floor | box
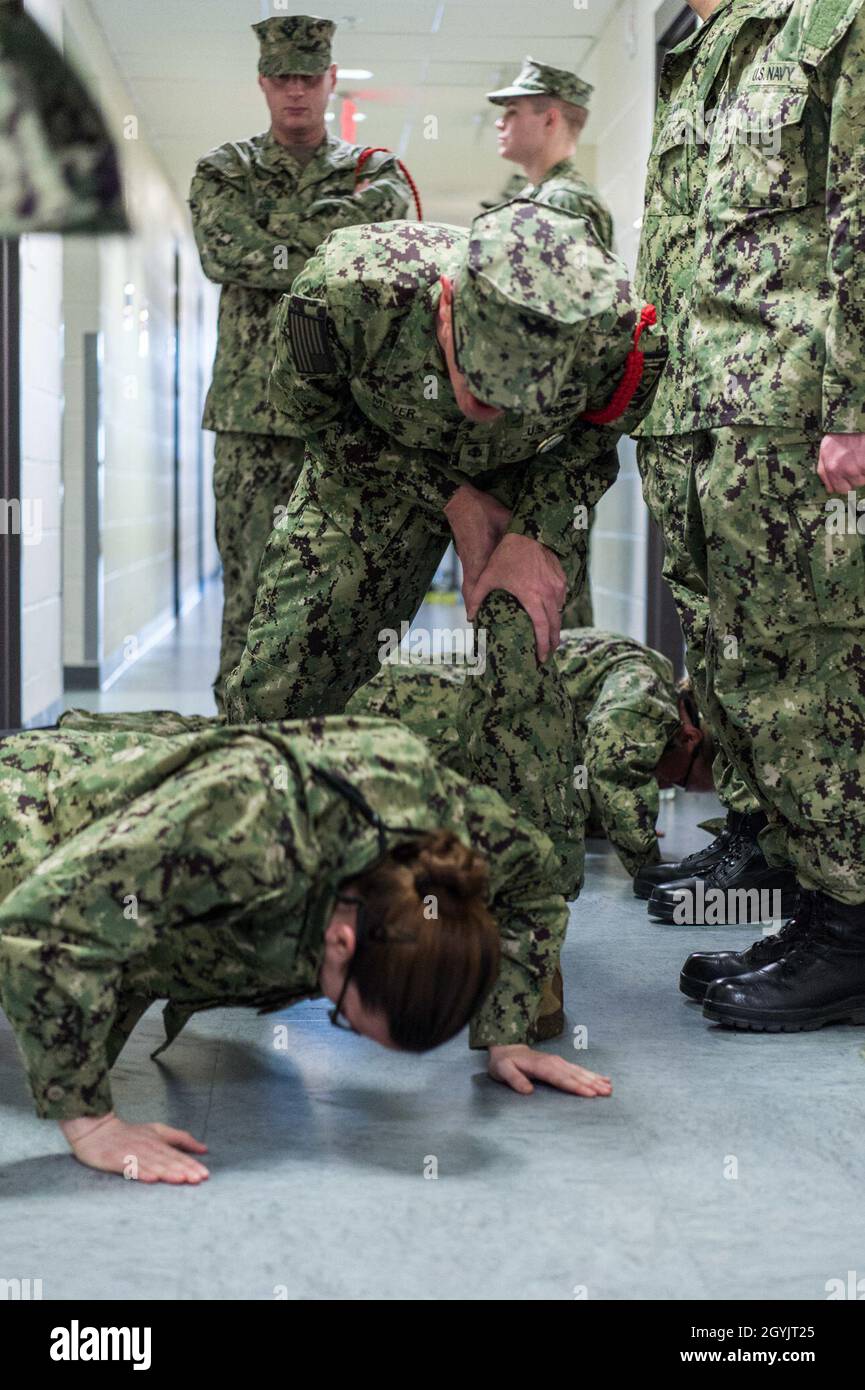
[3,585,864,1300]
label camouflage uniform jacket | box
[269,219,660,557]
[635,0,765,436]
[0,716,566,1121]
[638,0,865,434]
[189,132,411,436]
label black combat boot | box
[646,811,797,924]
[633,811,745,899]
[679,892,811,1001]
[702,892,865,1031]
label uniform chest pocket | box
[646,110,702,217]
[719,86,810,210]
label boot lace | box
[747,899,811,964]
[676,826,733,871]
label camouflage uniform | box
[635,0,764,822]
[223,202,666,900]
[0,716,567,1121]
[639,0,865,904]
[0,0,126,234]
[189,15,411,710]
[346,630,681,877]
[488,58,614,628]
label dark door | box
[644,4,698,675]
[0,238,21,730]
[172,247,181,617]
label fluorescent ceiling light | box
[337,68,373,80]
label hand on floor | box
[487,1045,612,1097]
[60,1111,210,1184]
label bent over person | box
[223,198,664,1035]
[189,14,411,710]
[0,717,610,1185]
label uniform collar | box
[668,0,737,57]
[737,0,797,18]
[260,130,361,189]
[666,0,794,61]
[533,155,580,188]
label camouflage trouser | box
[560,507,595,629]
[212,431,306,714]
[224,459,598,899]
[637,435,761,821]
[668,427,865,904]
[346,655,667,878]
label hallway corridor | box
[0,591,861,1300]
[61,583,222,720]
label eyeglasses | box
[328,895,366,1033]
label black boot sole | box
[648,888,798,925]
[702,997,865,1031]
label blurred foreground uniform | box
[224,202,665,901]
[488,57,616,628]
[0,0,126,234]
[346,630,681,878]
[189,15,410,709]
[0,716,566,1120]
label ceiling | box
[85,0,619,225]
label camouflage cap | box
[487,56,593,111]
[252,14,335,77]
[452,199,635,415]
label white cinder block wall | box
[584,0,676,640]
[63,0,217,683]
[19,0,216,722]
[19,0,65,724]
[19,230,64,724]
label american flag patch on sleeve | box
[286,296,338,375]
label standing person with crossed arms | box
[189,14,414,712]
